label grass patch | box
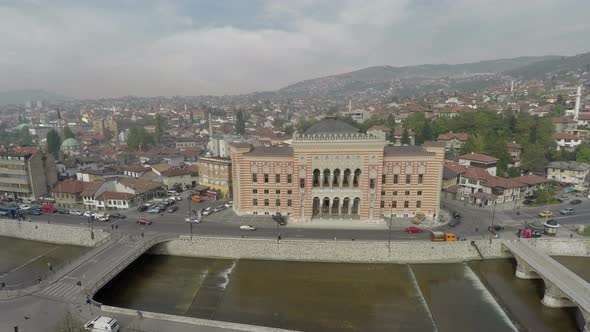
[531,199,561,207]
[582,228,590,237]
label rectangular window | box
[404,201,409,208]
[417,190,422,196]
[264,199,269,206]
[405,190,410,196]
[380,201,385,208]
[252,173,258,182]
[300,178,305,188]
[393,190,398,196]
[406,174,411,184]
[418,174,423,184]
[276,174,281,183]
[382,174,386,184]
[253,189,258,194]
[287,190,292,195]
[416,201,422,208]
[381,190,385,196]
[287,174,292,183]
[264,174,269,183]
[392,201,397,208]
[287,199,292,207]
[276,190,281,194]
[393,175,399,184]
[253,199,258,206]
[276,199,281,206]
[369,178,375,189]
[264,189,269,194]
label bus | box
[205,190,218,200]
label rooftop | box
[245,146,294,156]
[303,119,360,135]
[459,152,499,163]
[547,161,590,172]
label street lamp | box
[489,202,496,244]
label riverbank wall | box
[150,236,590,263]
[0,218,108,246]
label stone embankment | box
[0,218,108,246]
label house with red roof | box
[552,132,582,151]
[391,128,416,146]
[459,153,499,176]
[437,132,469,152]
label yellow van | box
[191,195,202,203]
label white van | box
[83,316,120,332]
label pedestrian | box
[475,226,479,232]
[570,233,573,238]
[111,224,114,230]
[115,224,118,230]
[141,232,144,238]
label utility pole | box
[489,203,496,244]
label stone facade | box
[0,218,109,246]
[230,119,444,224]
[0,147,57,200]
[198,156,232,198]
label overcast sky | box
[1,0,590,99]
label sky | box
[1,0,590,99]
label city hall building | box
[230,119,444,224]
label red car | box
[405,226,424,233]
[136,219,152,225]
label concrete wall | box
[151,237,590,263]
[0,219,108,246]
[151,236,483,263]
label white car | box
[174,196,182,201]
[19,204,31,211]
[240,225,256,231]
[69,209,83,216]
[224,201,233,208]
[185,217,201,223]
[202,207,213,216]
[84,316,120,332]
[83,211,94,217]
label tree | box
[490,140,512,176]
[154,114,165,144]
[127,127,154,152]
[460,133,485,154]
[63,126,75,140]
[521,144,548,174]
[46,129,61,157]
[400,128,411,145]
[536,187,557,206]
[576,145,590,163]
[15,128,33,145]
[417,119,433,145]
[235,110,246,136]
[296,117,319,133]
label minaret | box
[348,98,352,113]
[574,85,582,121]
[510,81,514,94]
[208,112,213,136]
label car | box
[213,205,226,213]
[405,226,424,233]
[28,208,42,215]
[522,199,535,205]
[449,218,461,227]
[560,208,575,215]
[202,207,213,216]
[452,211,461,219]
[184,217,201,223]
[19,204,31,211]
[225,201,233,208]
[174,196,182,201]
[137,205,148,212]
[82,211,94,217]
[240,225,256,231]
[57,208,68,214]
[538,210,553,217]
[167,206,178,213]
[69,209,83,216]
[272,213,288,226]
[570,199,583,205]
[146,207,162,214]
[110,213,126,219]
[488,225,504,232]
[1,197,13,202]
[84,316,120,332]
[136,219,152,225]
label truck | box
[431,231,457,242]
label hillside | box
[504,52,590,79]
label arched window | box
[312,197,320,215]
[353,169,362,188]
[343,169,351,187]
[332,197,340,214]
[322,197,330,214]
[352,197,361,214]
[342,197,350,214]
[312,169,320,187]
[333,169,341,187]
[323,169,331,187]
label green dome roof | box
[61,138,80,148]
[14,123,31,130]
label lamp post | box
[388,203,393,255]
[489,202,496,244]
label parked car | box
[19,204,31,211]
[240,225,256,231]
[184,217,201,223]
[167,206,178,213]
[57,208,68,214]
[488,225,504,232]
[273,213,288,226]
[570,199,582,205]
[136,218,152,225]
[538,210,553,217]
[449,218,461,227]
[560,208,575,215]
[213,205,226,213]
[146,207,162,214]
[84,316,120,332]
[110,213,126,219]
[225,201,233,208]
[405,226,424,233]
[28,208,42,215]
[69,209,83,216]
[522,199,535,205]
[202,207,213,216]
[137,205,148,212]
[83,211,94,217]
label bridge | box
[504,240,590,331]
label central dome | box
[61,138,80,148]
[304,119,360,135]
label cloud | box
[0,0,589,98]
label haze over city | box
[2,0,590,98]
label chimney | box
[574,85,582,121]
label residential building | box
[458,153,498,176]
[546,161,590,185]
[551,117,577,133]
[506,142,522,168]
[207,134,241,158]
[0,147,57,200]
[436,132,469,152]
[391,128,416,146]
[198,156,232,198]
[161,167,198,190]
[175,137,199,148]
[93,118,118,139]
[552,132,582,151]
[52,179,101,209]
[230,119,444,223]
[514,175,550,198]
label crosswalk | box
[118,235,139,246]
[39,281,81,301]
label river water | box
[95,255,590,332]
[0,236,84,285]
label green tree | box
[46,129,61,157]
[400,128,411,145]
[235,110,246,136]
[154,114,165,143]
[417,119,433,144]
[521,144,548,174]
[63,126,75,140]
[490,140,512,176]
[536,187,557,206]
[127,127,154,151]
[296,117,320,133]
[576,145,590,163]
[15,128,33,145]
[460,133,485,154]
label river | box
[94,255,590,331]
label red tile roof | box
[514,175,550,186]
[462,166,490,181]
[506,142,521,149]
[53,180,102,194]
[444,160,468,175]
[552,132,580,140]
[437,132,469,141]
[578,113,590,120]
[459,153,498,163]
[96,191,135,201]
[551,117,576,124]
